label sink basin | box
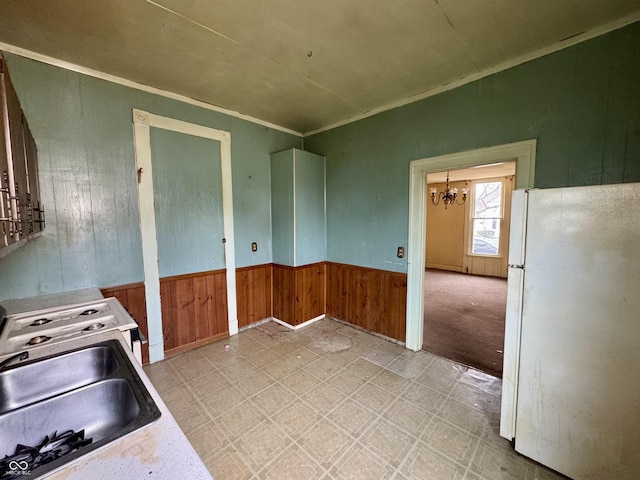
[0,345,119,414]
[0,378,139,454]
[0,339,161,478]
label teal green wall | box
[0,54,301,300]
[1,22,638,298]
[305,22,640,274]
[270,150,295,266]
[294,149,326,266]
[270,148,326,266]
[151,129,224,278]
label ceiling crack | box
[147,0,357,111]
[144,0,240,45]
[433,0,480,71]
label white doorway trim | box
[405,140,537,351]
[132,109,237,363]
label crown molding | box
[0,41,303,137]
[303,13,640,137]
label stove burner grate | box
[82,323,105,332]
[25,336,51,346]
[0,429,92,479]
[30,318,53,327]
[79,309,100,316]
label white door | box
[513,183,640,479]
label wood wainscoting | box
[327,262,407,342]
[273,262,326,326]
[101,264,274,362]
[159,270,229,357]
[103,262,407,360]
[101,282,150,364]
[236,263,273,328]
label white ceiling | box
[0,1,638,134]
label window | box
[471,181,502,256]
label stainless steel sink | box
[0,379,139,454]
[0,339,161,478]
[0,345,119,414]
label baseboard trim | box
[238,317,272,332]
[272,314,325,331]
[425,264,463,272]
[164,331,229,357]
[327,316,406,347]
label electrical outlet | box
[397,246,405,258]
[251,242,258,252]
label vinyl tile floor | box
[144,319,565,480]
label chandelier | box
[430,171,468,209]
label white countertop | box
[41,331,213,480]
[0,290,212,480]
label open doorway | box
[405,140,536,352]
[423,162,515,378]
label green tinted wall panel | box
[270,148,326,267]
[0,54,300,301]
[151,129,224,277]
[305,22,640,273]
[270,150,294,266]
[0,23,637,297]
[294,150,326,266]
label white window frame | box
[467,177,507,258]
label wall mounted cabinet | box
[0,52,43,249]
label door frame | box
[405,139,537,352]
[132,109,237,363]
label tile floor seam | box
[254,443,326,480]
[344,439,398,476]
[410,440,471,479]
[234,419,292,475]
[183,374,240,431]
[421,428,479,472]
[250,441,310,479]
[323,407,381,443]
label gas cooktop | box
[0,298,137,359]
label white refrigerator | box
[500,183,640,480]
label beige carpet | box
[423,269,507,378]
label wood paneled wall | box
[102,263,276,361]
[273,262,325,326]
[236,264,272,328]
[425,180,468,272]
[103,261,406,360]
[273,265,294,324]
[327,262,407,342]
[160,269,229,357]
[101,282,149,364]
